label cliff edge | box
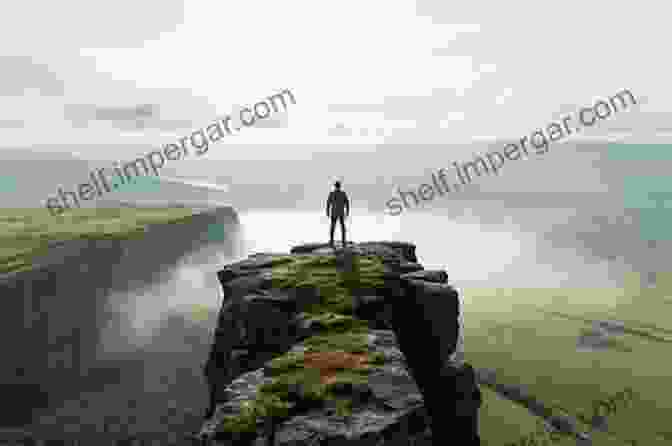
[200,241,481,445]
[0,206,239,428]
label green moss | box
[302,331,369,354]
[259,363,371,404]
[222,331,378,434]
[260,331,374,390]
[369,352,386,364]
[220,406,257,433]
[260,368,323,398]
[264,329,372,378]
[271,254,386,315]
[266,256,296,267]
[220,369,328,433]
[265,351,307,375]
[324,369,372,387]
[219,252,388,435]
[304,312,371,334]
[334,398,354,417]
[220,393,293,434]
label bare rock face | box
[201,241,482,445]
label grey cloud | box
[154,120,196,131]
[105,118,195,131]
[0,120,25,129]
[1,0,185,49]
[380,91,457,121]
[577,107,668,134]
[329,90,457,123]
[328,123,353,137]
[431,47,454,57]
[94,104,158,121]
[64,103,197,130]
[0,56,65,96]
[328,104,386,113]
[63,85,218,132]
[251,114,288,129]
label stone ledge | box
[201,241,478,445]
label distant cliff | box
[0,206,239,427]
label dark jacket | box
[327,190,349,217]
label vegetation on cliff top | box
[219,253,388,434]
[0,207,196,274]
[270,253,386,314]
[220,328,387,433]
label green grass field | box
[0,207,196,275]
[463,276,672,445]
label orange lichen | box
[301,351,372,385]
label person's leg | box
[339,215,346,245]
[329,216,336,245]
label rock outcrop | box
[200,241,481,445]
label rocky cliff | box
[0,206,239,427]
[199,241,482,445]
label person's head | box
[334,181,341,190]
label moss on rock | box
[220,393,293,433]
[301,312,371,334]
[218,252,389,435]
[221,333,380,434]
[270,254,386,315]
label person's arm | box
[326,192,333,217]
[344,192,350,217]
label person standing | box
[326,181,350,246]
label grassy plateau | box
[0,207,197,275]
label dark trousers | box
[329,214,346,245]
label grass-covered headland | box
[0,207,196,275]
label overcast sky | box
[1,0,670,166]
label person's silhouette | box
[326,181,350,246]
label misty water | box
[24,203,659,443]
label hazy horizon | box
[3,0,672,442]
